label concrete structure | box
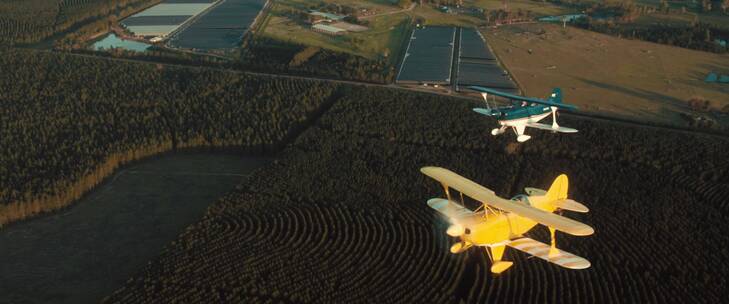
[312,23,346,35]
[308,11,346,21]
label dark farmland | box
[0,154,270,304]
[169,0,266,50]
[460,28,495,60]
[397,26,456,84]
[121,15,192,26]
[103,86,729,303]
[457,28,517,92]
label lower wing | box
[427,198,474,220]
[526,122,578,133]
[507,237,590,269]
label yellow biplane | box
[421,167,594,274]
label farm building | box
[312,24,346,35]
[307,10,346,24]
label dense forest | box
[0,0,159,45]
[0,48,342,226]
[100,85,729,302]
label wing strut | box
[442,183,452,206]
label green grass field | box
[259,0,412,61]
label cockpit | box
[511,194,531,206]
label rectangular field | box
[121,15,193,26]
[259,4,411,65]
[396,26,456,84]
[121,0,216,37]
[169,0,266,50]
[456,28,517,92]
[133,3,213,17]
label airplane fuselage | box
[497,105,552,127]
[464,195,557,246]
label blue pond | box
[93,33,151,52]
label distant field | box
[408,4,483,26]
[259,0,411,61]
[484,23,729,127]
[467,0,573,16]
[634,11,729,29]
[632,0,729,28]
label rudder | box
[545,174,568,202]
[548,88,562,103]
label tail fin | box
[545,174,568,202]
[548,88,562,103]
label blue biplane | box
[470,86,579,142]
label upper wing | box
[469,86,577,110]
[525,122,578,133]
[421,167,594,236]
[507,237,591,269]
[553,199,589,213]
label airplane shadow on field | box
[573,76,689,109]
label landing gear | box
[517,135,532,142]
[551,107,559,130]
[491,126,506,136]
[450,241,473,254]
[487,245,513,274]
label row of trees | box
[104,84,729,303]
[0,47,342,226]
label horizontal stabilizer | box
[554,199,589,213]
[524,187,546,196]
[526,122,578,133]
[507,237,590,269]
[473,108,499,116]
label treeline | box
[0,48,341,226]
[104,85,729,302]
[485,9,535,25]
[0,0,160,45]
[573,19,729,53]
[239,37,397,84]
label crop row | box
[105,85,729,302]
